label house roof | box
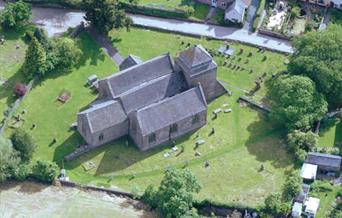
[119,55,143,71]
[134,86,207,136]
[305,152,342,169]
[304,197,320,215]
[78,100,127,133]
[292,202,302,216]
[100,54,174,98]
[225,0,247,23]
[177,45,212,68]
[300,163,317,180]
[118,72,187,114]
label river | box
[0,181,155,218]
[0,0,85,36]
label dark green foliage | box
[82,0,132,34]
[287,130,318,162]
[289,24,342,109]
[264,193,290,217]
[283,170,302,201]
[0,137,20,183]
[142,168,201,218]
[267,75,328,131]
[22,37,47,79]
[51,37,82,71]
[0,1,31,29]
[10,128,36,162]
[32,160,60,183]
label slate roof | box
[118,72,187,114]
[134,86,207,136]
[78,100,127,133]
[225,0,247,23]
[305,152,342,169]
[100,54,174,98]
[119,55,143,71]
[178,45,212,68]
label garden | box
[260,0,325,38]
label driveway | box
[131,14,293,53]
[243,0,259,31]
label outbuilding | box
[305,152,342,172]
[300,163,318,180]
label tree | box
[283,170,302,201]
[0,0,31,29]
[10,128,36,162]
[82,0,132,34]
[13,82,27,97]
[22,37,47,79]
[264,193,290,217]
[52,37,82,71]
[142,168,201,218]
[287,130,318,162]
[267,75,328,131]
[289,24,342,109]
[0,137,20,183]
[32,160,59,183]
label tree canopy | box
[0,137,20,182]
[289,24,342,109]
[10,128,36,162]
[22,37,47,79]
[267,75,328,131]
[142,168,201,218]
[82,0,133,34]
[0,1,31,29]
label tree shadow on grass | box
[245,109,293,169]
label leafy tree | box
[22,37,47,79]
[32,160,59,183]
[289,24,342,108]
[10,128,36,162]
[52,37,82,71]
[12,164,31,181]
[264,193,290,217]
[82,0,132,34]
[267,75,328,131]
[0,137,20,183]
[287,130,318,162]
[142,168,201,218]
[0,0,31,29]
[283,170,302,201]
[34,28,50,49]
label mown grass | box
[0,26,32,122]
[10,28,293,207]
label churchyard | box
[2,27,298,207]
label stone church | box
[77,45,226,151]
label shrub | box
[10,128,36,162]
[12,164,31,181]
[32,160,59,183]
[0,137,20,183]
[283,170,302,201]
[264,193,290,217]
[13,83,27,97]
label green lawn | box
[10,28,293,207]
[0,27,31,122]
[129,0,195,9]
[318,120,342,147]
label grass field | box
[9,28,294,207]
[0,27,30,122]
[318,120,342,148]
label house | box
[77,45,226,151]
[331,0,342,8]
[300,163,318,180]
[303,197,320,217]
[300,0,342,9]
[305,152,342,173]
[196,0,251,23]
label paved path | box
[86,27,124,65]
[130,14,293,53]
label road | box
[0,0,293,53]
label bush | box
[0,137,20,183]
[32,160,59,183]
[12,164,31,181]
[13,83,28,97]
[10,128,36,162]
[264,193,290,217]
[283,170,302,201]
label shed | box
[305,152,342,172]
[300,163,317,180]
[292,202,302,218]
[304,197,320,217]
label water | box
[0,0,85,37]
[0,182,155,218]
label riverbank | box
[0,181,156,218]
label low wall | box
[258,28,292,40]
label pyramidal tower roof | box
[178,45,212,68]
